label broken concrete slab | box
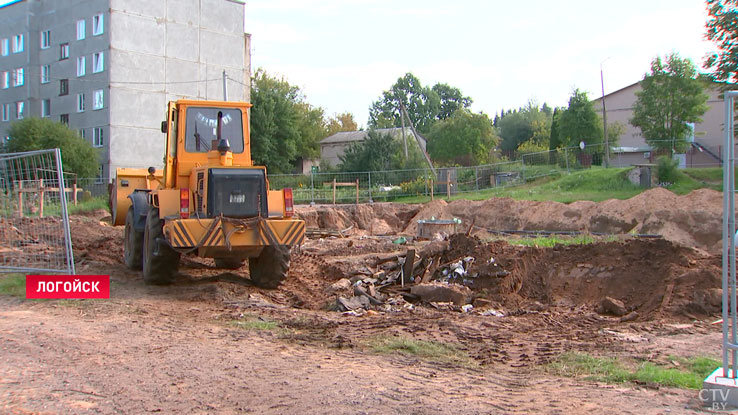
[598,296,628,316]
[410,283,471,306]
[329,278,352,292]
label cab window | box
[184,107,244,153]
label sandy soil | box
[0,189,731,414]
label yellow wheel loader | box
[111,100,304,288]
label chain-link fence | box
[265,140,731,205]
[0,149,75,274]
[72,139,727,207]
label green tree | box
[427,109,498,166]
[326,112,358,136]
[5,117,98,177]
[368,73,471,133]
[432,83,473,120]
[338,130,427,172]
[496,101,551,152]
[250,69,327,173]
[549,107,564,150]
[705,0,738,82]
[294,102,326,160]
[558,88,602,148]
[630,54,709,153]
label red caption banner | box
[26,275,110,299]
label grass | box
[67,196,110,215]
[367,335,476,367]
[508,234,619,248]
[230,314,280,331]
[390,166,731,205]
[0,274,26,297]
[547,352,720,390]
[34,195,110,217]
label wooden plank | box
[402,248,415,286]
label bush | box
[656,156,679,184]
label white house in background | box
[591,81,726,167]
[320,127,427,168]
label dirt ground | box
[0,188,731,414]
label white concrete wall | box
[108,0,248,173]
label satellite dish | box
[579,141,585,150]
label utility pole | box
[222,70,228,101]
[399,101,436,176]
[400,103,408,158]
[600,58,611,167]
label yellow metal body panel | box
[153,188,181,218]
[267,190,286,217]
[111,168,163,225]
[163,217,305,255]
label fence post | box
[565,148,570,173]
[72,182,78,206]
[310,170,315,206]
[355,178,359,205]
[39,179,44,218]
[430,179,434,201]
[446,180,451,200]
[475,166,479,191]
[18,181,23,218]
[521,155,526,182]
[332,178,336,205]
[368,172,373,204]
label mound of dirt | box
[433,234,721,320]
[296,188,728,252]
[70,216,124,266]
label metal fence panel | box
[0,149,75,274]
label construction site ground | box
[0,187,729,414]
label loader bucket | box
[110,168,163,225]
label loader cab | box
[161,100,253,189]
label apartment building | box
[0,0,251,181]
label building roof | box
[592,79,731,103]
[320,127,418,145]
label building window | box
[15,101,24,119]
[41,99,50,118]
[0,39,7,56]
[13,68,23,87]
[77,56,85,77]
[2,103,9,121]
[77,93,85,112]
[12,34,23,53]
[60,79,68,96]
[96,164,104,184]
[76,20,85,40]
[2,71,8,89]
[93,14,104,36]
[60,43,69,60]
[60,113,69,126]
[40,30,50,49]
[93,89,104,110]
[93,52,104,73]
[41,65,50,84]
[79,128,86,139]
[93,127,104,147]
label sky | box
[245,0,716,128]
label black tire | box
[214,258,245,269]
[249,245,290,289]
[142,208,180,285]
[124,207,143,269]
